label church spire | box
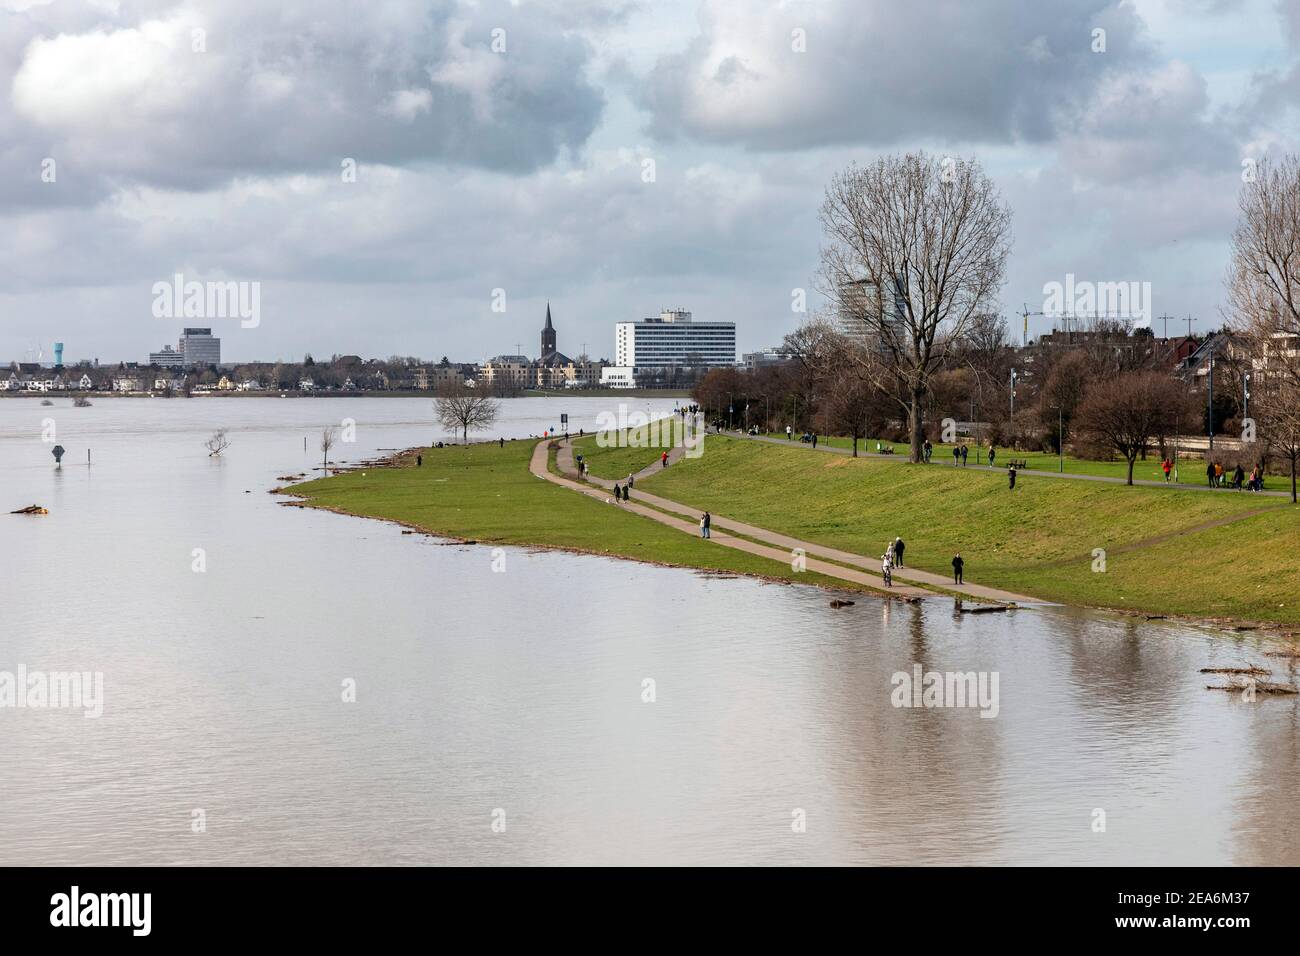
[541,302,557,357]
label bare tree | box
[819,152,1012,462]
[320,427,336,474]
[434,381,500,441]
[815,358,888,457]
[1074,371,1192,485]
[205,429,231,457]
[1227,154,1300,501]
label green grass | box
[637,435,1300,624]
[571,422,687,479]
[285,439,863,593]
[755,430,1250,484]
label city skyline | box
[3,0,1296,364]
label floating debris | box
[1200,666,1270,676]
[961,604,1015,614]
[9,505,48,515]
[1205,678,1298,695]
[829,599,855,608]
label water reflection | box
[0,398,1296,865]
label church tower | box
[541,302,556,358]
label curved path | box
[540,438,1040,605]
[532,440,929,598]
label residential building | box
[614,309,735,369]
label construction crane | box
[1020,305,1046,347]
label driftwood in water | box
[829,599,855,609]
[1205,678,1298,695]
[1200,666,1270,676]
[960,604,1014,614]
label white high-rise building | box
[838,279,907,345]
[179,328,221,367]
[614,310,735,368]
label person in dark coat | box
[893,537,905,568]
[952,552,964,584]
[953,446,960,466]
[960,445,968,466]
[988,446,996,468]
[1233,463,1245,489]
[612,483,622,502]
[1008,465,1017,490]
[622,485,630,501]
[416,454,422,467]
[1206,460,1216,487]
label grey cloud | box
[0,0,604,208]
[640,0,1152,150]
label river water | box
[1,396,1296,865]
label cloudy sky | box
[2,0,1299,365]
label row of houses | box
[4,364,97,392]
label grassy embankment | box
[575,432,1300,624]
[283,439,863,592]
[755,431,1248,484]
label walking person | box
[700,512,711,539]
[952,446,960,466]
[622,484,630,502]
[987,446,996,468]
[952,552,964,585]
[811,433,818,449]
[960,444,968,467]
[1162,458,1171,482]
[1215,462,1224,487]
[1233,463,1245,490]
[1008,464,1017,490]
[612,482,622,502]
[661,450,669,468]
[786,424,792,440]
[1206,460,1216,488]
[923,439,932,463]
[881,547,893,587]
[627,473,635,489]
[416,454,422,467]
[893,536,905,568]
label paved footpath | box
[544,438,1040,605]
[731,431,1295,497]
[533,439,933,598]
